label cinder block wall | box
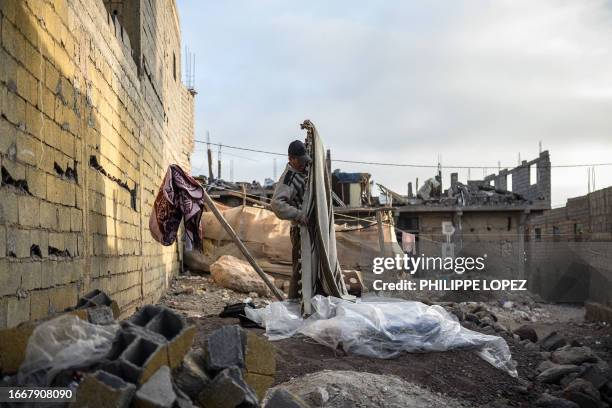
[0,0,194,328]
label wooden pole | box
[201,190,284,300]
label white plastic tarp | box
[246,295,517,377]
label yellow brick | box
[30,290,50,320]
[18,261,42,290]
[0,190,18,224]
[43,119,60,150]
[23,40,43,80]
[57,178,75,206]
[40,86,55,118]
[49,284,77,313]
[38,28,55,62]
[29,229,48,257]
[45,59,59,90]
[1,17,25,62]
[16,65,37,105]
[0,0,17,24]
[70,208,82,232]
[2,159,25,180]
[0,226,5,259]
[0,117,16,155]
[15,131,40,165]
[48,232,63,250]
[3,90,25,125]
[18,195,39,227]
[3,296,30,328]
[15,3,39,48]
[39,201,58,229]
[26,166,46,199]
[58,205,71,231]
[59,129,74,157]
[6,227,29,258]
[25,102,43,139]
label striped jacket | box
[271,163,306,221]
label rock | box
[465,313,480,325]
[580,363,610,390]
[540,351,552,360]
[184,249,211,273]
[537,364,582,384]
[204,325,246,373]
[563,378,603,408]
[134,366,176,408]
[74,370,136,408]
[310,386,329,406]
[540,331,568,351]
[552,347,598,366]
[525,342,541,352]
[561,373,581,388]
[535,393,579,408]
[537,360,556,374]
[264,388,309,408]
[198,367,258,408]
[514,325,538,343]
[174,349,211,400]
[211,255,275,296]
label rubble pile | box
[0,290,282,408]
[444,302,612,407]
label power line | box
[194,139,612,170]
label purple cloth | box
[150,165,204,247]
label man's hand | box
[296,213,308,226]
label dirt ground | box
[160,275,612,407]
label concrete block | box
[0,259,19,296]
[0,225,5,259]
[0,190,19,224]
[26,166,46,199]
[205,325,246,373]
[264,388,309,408]
[134,366,176,408]
[39,201,59,229]
[0,320,37,372]
[76,289,120,318]
[74,370,136,408]
[173,349,210,401]
[6,227,30,258]
[245,331,276,376]
[198,366,258,408]
[18,194,39,227]
[130,305,195,369]
[244,372,275,401]
[30,290,50,321]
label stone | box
[552,347,598,366]
[537,360,556,374]
[210,255,275,296]
[540,331,568,351]
[535,393,579,408]
[74,370,136,408]
[198,367,258,408]
[205,325,246,373]
[514,325,538,343]
[174,349,211,401]
[563,379,603,408]
[264,388,309,408]
[134,366,176,408]
[525,342,541,352]
[580,363,610,390]
[244,331,276,376]
[537,364,582,384]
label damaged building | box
[527,186,612,305]
[377,151,552,280]
[0,0,195,328]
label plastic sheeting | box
[18,314,119,386]
[246,295,518,377]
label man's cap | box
[288,140,308,157]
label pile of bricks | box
[0,288,300,407]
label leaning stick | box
[201,190,284,301]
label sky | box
[176,0,612,207]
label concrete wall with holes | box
[0,0,194,328]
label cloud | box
[179,0,612,205]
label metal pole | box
[201,190,284,300]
